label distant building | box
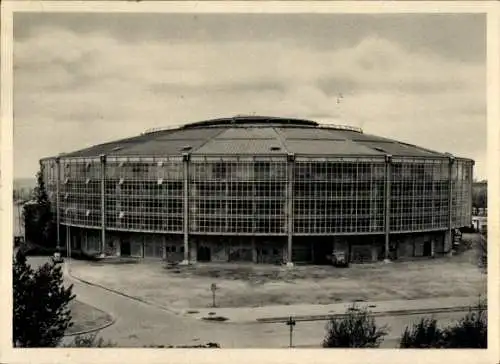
[472,207,487,216]
[472,216,487,233]
[39,116,474,264]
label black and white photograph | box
[1,1,498,363]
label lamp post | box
[211,283,217,308]
[286,316,296,348]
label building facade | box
[40,117,474,264]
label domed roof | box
[57,116,450,159]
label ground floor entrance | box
[65,227,448,264]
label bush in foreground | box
[13,250,75,347]
[442,299,487,348]
[399,318,444,348]
[323,304,389,348]
[399,299,487,349]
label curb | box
[65,262,181,316]
[256,305,481,323]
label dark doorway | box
[197,246,211,262]
[423,241,432,257]
[313,241,334,265]
[121,239,131,257]
[74,232,82,250]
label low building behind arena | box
[40,116,474,265]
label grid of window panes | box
[41,159,58,213]
[390,159,450,232]
[453,160,473,227]
[293,159,386,234]
[189,157,288,234]
[59,158,101,227]
[104,157,183,232]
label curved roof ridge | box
[181,115,318,129]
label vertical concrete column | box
[432,171,436,227]
[286,153,295,267]
[371,242,378,262]
[55,158,61,250]
[225,178,229,232]
[469,161,475,225]
[116,236,121,257]
[384,155,392,262]
[66,225,70,258]
[181,153,190,265]
[100,154,107,256]
[162,235,167,260]
[251,236,257,263]
[447,155,456,255]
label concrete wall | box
[165,235,184,262]
[143,234,164,258]
[210,239,229,262]
[105,234,120,256]
[189,240,197,262]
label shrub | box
[477,234,487,270]
[399,318,444,348]
[13,250,75,347]
[399,299,487,349]
[322,304,389,348]
[442,299,487,348]
[64,333,117,347]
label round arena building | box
[40,116,474,265]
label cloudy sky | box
[13,12,486,179]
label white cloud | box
[14,26,486,179]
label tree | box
[322,304,389,348]
[23,171,57,248]
[399,318,444,348]
[13,250,75,347]
[478,234,487,270]
[472,182,487,209]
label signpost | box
[211,283,217,308]
[286,316,296,348]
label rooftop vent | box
[318,124,363,133]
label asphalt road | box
[26,257,469,348]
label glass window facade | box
[389,159,450,232]
[189,157,287,234]
[105,157,183,232]
[293,159,385,234]
[41,154,473,236]
[58,158,102,227]
[452,159,473,227]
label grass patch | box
[69,234,487,310]
[67,300,113,335]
